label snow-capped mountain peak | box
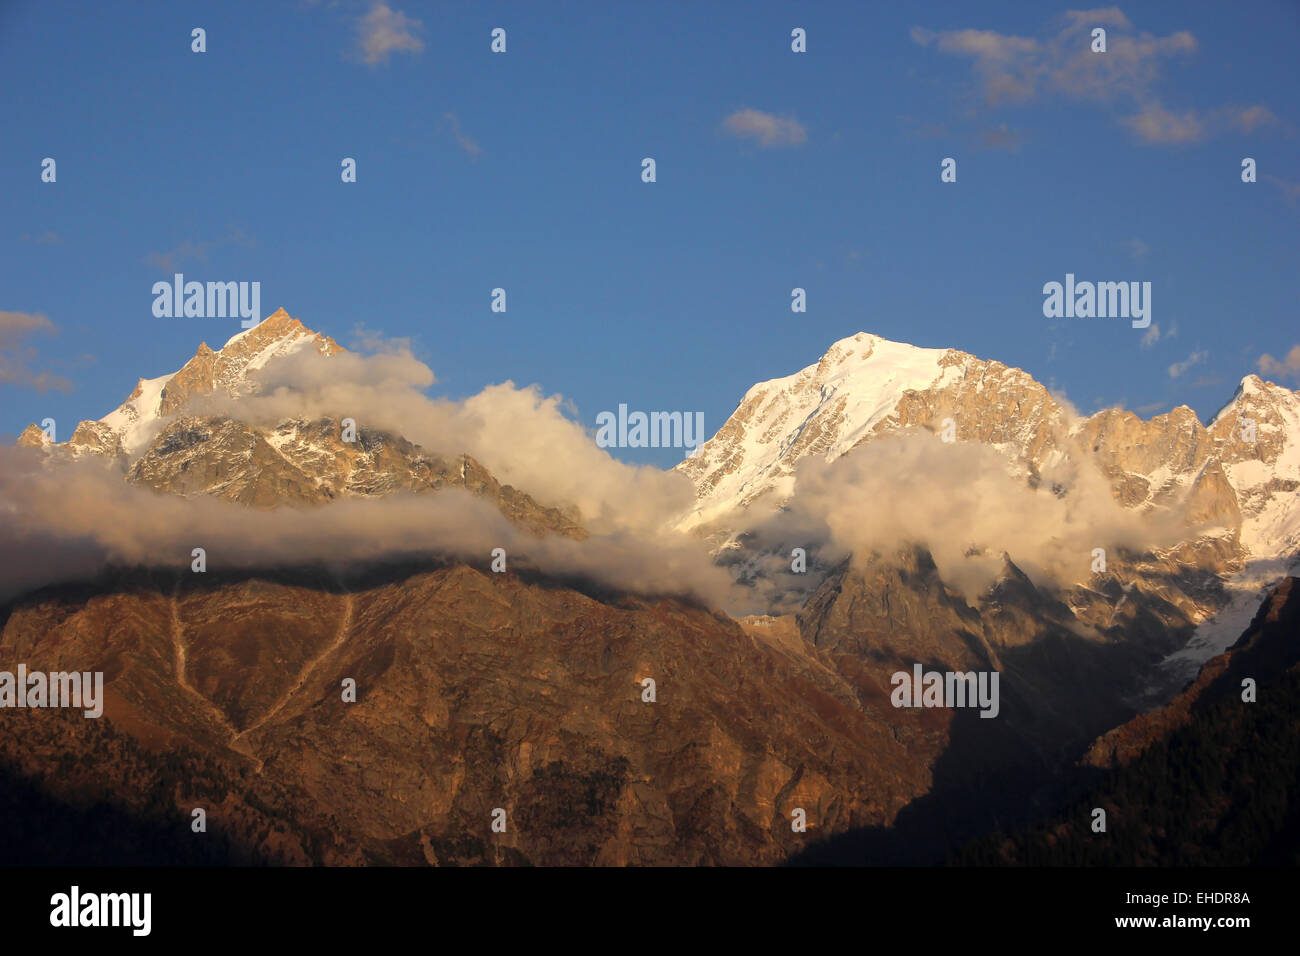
[92,308,340,456]
[675,331,1067,530]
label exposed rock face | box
[154,309,341,418]
[67,420,125,458]
[18,308,338,462]
[0,563,931,865]
[127,417,323,506]
[14,309,583,537]
[1208,375,1300,558]
[785,546,1199,859]
[14,308,339,466]
[952,578,1300,866]
[677,335,1077,531]
[679,333,1298,566]
[15,423,49,448]
[676,331,1300,683]
[260,417,582,536]
[1084,576,1300,769]
[125,415,584,535]
[6,319,1298,866]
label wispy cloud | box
[20,231,59,245]
[722,108,807,148]
[900,116,949,141]
[145,239,212,272]
[356,2,423,65]
[980,123,1026,150]
[442,112,482,157]
[1122,237,1150,261]
[912,9,1272,146]
[1262,174,1300,206]
[144,228,256,273]
[1120,104,1202,143]
[1167,349,1207,379]
[910,26,1043,104]
[1140,316,1178,350]
[1232,105,1275,133]
[1258,345,1300,383]
[1121,103,1275,144]
[0,310,72,393]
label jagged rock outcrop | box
[126,414,584,535]
[14,308,584,537]
[6,318,1298,866]
[15,423,49,448]
[676,331,1300,682]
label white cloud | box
[1121,105,1204,144]
[1258,345,1300,382]
[0,330,745,609]
[722,108,807,148]
[912,11,1270,146]
[1167,350,1207,379]
[0,446,740,610]
[357,2,423,65]
[1138,313,1175,349]
[186,342,697,540]
[741,431,1189,598]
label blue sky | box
[2,0,1297,466]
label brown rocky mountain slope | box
[1083,575,1300,770]
[1,561,931,865]
[0,545,1217,865]
[6,318,1296,865]
[950,577,1300,865]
